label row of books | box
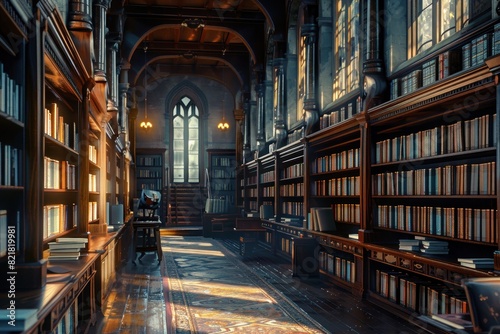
[89,173,98,192]
[399,238,449,255]
[312,148,360,173]
[245,188,258,197]
[212,182,234,191]
[457,257,494,270]
[0,143,21,186]
[279,182,305,196]
[376,205,497,243]
[43,204,77,240]
[138,180,163,191]
[210,169,236,179]
[137,155,162,166]
[245,174,258,185]
[312,176,360,196]
[281,163,304,179]
[333,203,361,225]
[281,201,304,217]
[88,144,97,164]
[44,103,78,150]
[318,100,361,129]
[204,197,229,214]
[286,128,304,146]
[262,185,274,197]
[318,251,356,283]
[88,201,98,222]
[44,157,77,190]
[463,33,489,70]
[211,156,234,167]
[375,113,496,163]
[260,170,274,183]
[48,237,88,261]
[375,269,468,316]
[0,63,24,122]
[391,28,500,100]
[308,207,336,232]
[372,161,496,196]
[137,169,162,178]
[280,237,292,254]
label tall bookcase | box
[0,0,29,263]
[239,21,500,331]
[206,149,237,213]
[136,148,165,219]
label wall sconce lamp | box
[140,46,153,130]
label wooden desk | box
[233,218,265,256]
[0,253,99,333]
[132,220,162,263]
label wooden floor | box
[92,236,427,333]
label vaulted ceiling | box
[108,0,288,98]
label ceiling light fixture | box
[181,18,205,29]
[217,67,229,131]
[140,45,153,130]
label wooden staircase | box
[167,184,206,228]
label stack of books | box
[457,258,494,269]
[48,237,88,261]
[420,239,449,255]
[398,239,421,251]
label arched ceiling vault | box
[107,0,288,99]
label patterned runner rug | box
[161,236,329,333]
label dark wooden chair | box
[462,277,500,333]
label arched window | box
[172,96,199,183]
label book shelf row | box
[312,148,360,173]
[372,161,496,196]
[43,204,77,239]
[44,157,77,190]
[136,155,162,166]
[0,62,23,122]
[137,169,162,178]
[44,103,78,150]
[375,205,497,243]
[318,251,356,284]
[374,269,468,316]
[318,98,362,130]
[0,142,21,186]
[374,114,496,163]
[312,176,360,196]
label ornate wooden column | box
[302,19,318,135]
[362,0,386,111]
[67,0,93,73]
[93,0,109,81]
[256,82,266,155]
[273,56,287,148]
[243,97,252,163]
[107,42,119,113]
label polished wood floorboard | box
[92,236,425,333]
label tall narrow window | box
[409,0,470,58]
[333,0,359,100]
[172,96,199,183]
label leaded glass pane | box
[440,0,456,40]
[417,0,433,53]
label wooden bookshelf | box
[135,148,165,219]
[239,20,500,331]
[206,149,237,213]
